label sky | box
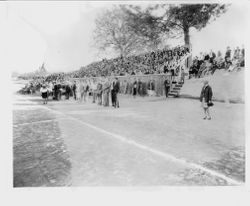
[2,1,250,73]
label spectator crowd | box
[17,44,245,107]
[189,46,245,78]
[70,46,189,78]
[18,45,190,97]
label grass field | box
[13,90,245,186]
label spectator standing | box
[57,82,62,100]
[200,80,213,120]
[65,84,71,100]
[76,82,81,101]
[138,79,143,96]
[48,81,53,98]
[163,77,171,98]
[147,79,155,96]
[112,78,120,108]
[102,79,111,107]
[97,81,103,105]
[225,46,232,68]
[79,81,84,102]
[72,81,77,100]
[132,79,137,98]
[53,82,59,100]
[91,80,98,103]
[83,81,89,102]
[40,85,48,104]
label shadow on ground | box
[13,116,72,187]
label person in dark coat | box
[111,78,120,108]
[138,79,143,96]
[163,78,171,98]
[200,80,213,120]
[132,80,137,98]
[83,82,89,103]
[72,81,77,100]
[65,84,71,100]
[57,83,62,100]
[53,82,58,100]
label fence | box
[70,74,171,96]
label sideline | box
[13,117,69,127]
[43,105,243,186]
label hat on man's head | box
[203,79,209,84]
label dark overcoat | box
[200,85,213,103]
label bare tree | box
[93,6,149,58]
[123,5,166,51]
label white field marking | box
[13,105,52,111]
[13,118,69,127]
[67,109,148,118]
[44,106,243,185]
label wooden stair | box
[168,81,184,97]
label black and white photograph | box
[1,0,250,202]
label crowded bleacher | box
[17,44,244,103]
[69,46,189,78]
[189,46,245,78]
[18,45,189,95]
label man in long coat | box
[112,78,120,108]
[200,80,213,120]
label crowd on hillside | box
[70,46,189,78]
[18,46,189,96]
[18,45,245,100]
[189,46,245,78]
[16,44,245,107]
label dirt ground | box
[13,92,245,186]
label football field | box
[13,93,245,186]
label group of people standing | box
[38,74,212,120]
[38,75,174,105]
[39,81,67,104]
[71,77,120,108]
